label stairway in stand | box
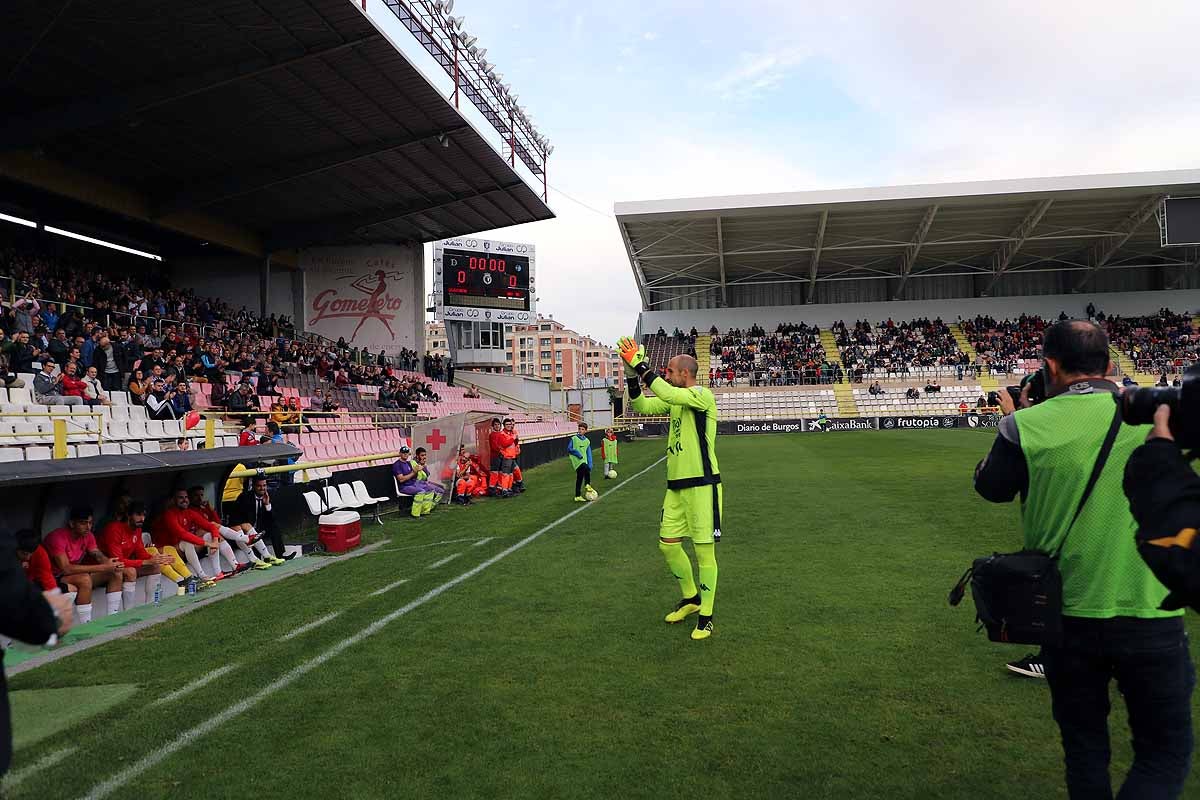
[818,329,844,383]
[695,334,712,379]
[1109,345,1158,386]
[832,383,858,416]
[950,323,999,392]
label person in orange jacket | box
[501,418,525,494]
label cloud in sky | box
[436,0,1200,345]
[709,46,809,99]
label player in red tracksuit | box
[15,530,57,592]
[98,501,172,609]
[187,485,275,571]
[152,488,239,582]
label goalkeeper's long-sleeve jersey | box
[629,372,720,489]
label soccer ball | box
[584,487,599,501]
[607,470,617,479]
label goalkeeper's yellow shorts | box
[659,484,723,544]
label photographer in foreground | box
[1124,399,1200,613]
[974,321,1193,799]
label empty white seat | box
[8,388,31,404]
[141,440,160,453]
[100,443,121,455]
[324,485,356,509]
[0,448,22,462]
[76,444,101,458]
[24,446,51,460]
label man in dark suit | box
[230,477,294,562]
[1,534,73,777]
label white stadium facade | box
[617,169,1200,333]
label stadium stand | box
[708,323,841,386]
[834,318,966,382]
[1104,309,1199,376]
[959,314,1050,376]
[0,242,579,468]
[642,331,696,372]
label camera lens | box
[1121,387,1178,426]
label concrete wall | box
[459,371,552,408]
[552,386,615,428]
[638,288,1200,334]
[169,254,263,317]
[169,255,303,324]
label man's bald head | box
[665,354,699,388]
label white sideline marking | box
[368,536,484,553]
[278,611,343,642]
[151,664,239,708]
[368,578,409,597]
[426,552,463,570]
[472,537,493,547]
[3,746,77,793]
[78,455,666,800]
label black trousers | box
[1043,615,1194,799]
[575,464,590,496]
[258,512,286,558]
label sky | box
[429,0,1200,346]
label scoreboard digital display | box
[433,238,536,323]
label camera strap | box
[1051,397,1124,559]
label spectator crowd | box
[834,317,964,382]
[959,314,1049,373]
[0,242,451,419]
[1104,308,1198,374]
[709,323,841,385]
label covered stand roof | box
[0,0,552,256]
[615,170,1200,309]
[0,444,300,488]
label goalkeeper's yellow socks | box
[659,540,698,599]
[695,543,717,614]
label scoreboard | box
[432,237,536,323]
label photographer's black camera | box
[1006,367,1047,407]
[1122,363,1200,447]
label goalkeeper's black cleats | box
[664,594,701,624]
[692,615,714,641]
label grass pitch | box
[8,431,1200,799]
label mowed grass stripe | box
[70,454,669,800]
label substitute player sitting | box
[619,339,721,641]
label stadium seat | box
[0,448,22,463]
[351,481,389,524]
[24,446,51,460]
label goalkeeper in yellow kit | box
[618,336,721,640]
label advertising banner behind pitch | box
[301,245,423,354]
[878,415,961,431]
[717,419,807,436]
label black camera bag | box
[949,402,1122,645]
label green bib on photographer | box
[1016,389,1181,619]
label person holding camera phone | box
[974,320,1193,799]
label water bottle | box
[153,581,162,606]
[187,579,197,596]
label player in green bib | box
[618,336,721,640]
